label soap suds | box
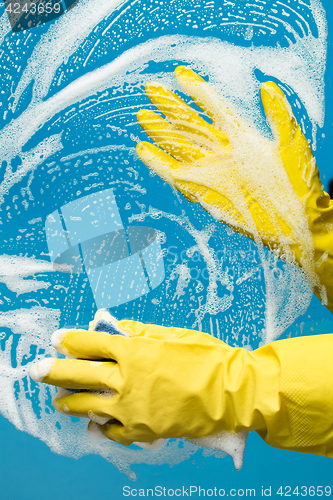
[0,255,70,295]
[51,328,72,356]
[29,358,56,382]
[0,0,327,479]
[189,431,248,471]
[87,411,110,425]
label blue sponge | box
[93,319,125,336]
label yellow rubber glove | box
[30,316,333,458]
[136,67,333,311]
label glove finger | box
[51,328,118,359]
[175,65,245,132]
[136,140,183,183]
[189,180,292,243]
[177,180,246,227]
[53,391,115,424]
[51,330,139,373]
[98,420,161,447]
[178,175,291,243]
[117,319,196,339]
[92,420,134,446]
[174,181,200,203]
[144,81,229,150]
[261,82,298,146]
[136,139,251,238]
[30,358,119,390]
[137,109,209,163]
[116,320,231,348]
[261,82,325,205]
[136,142,230,209]
[136,141,200,203]
[136,137,279,241]
[241,186,296,247]
[241,186,277,238]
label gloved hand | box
[136,67,333,311]
[30,315,333,458]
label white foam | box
[54,388,72,399]
[0,135,63,208]
[87,411,110,426]
[259,250,313,344]
[51,328,71,355]
[0,306,61,352]
[134,439,166,450]
[89,308,119,330]
[0,14,327,203]
[11,0,125,112]
[0,254,71,295]
[189,431,248,471]
[87,421,108,440]
[29,358,56,383]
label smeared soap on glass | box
[0,0,327,479]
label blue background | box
[1,0,333,498]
